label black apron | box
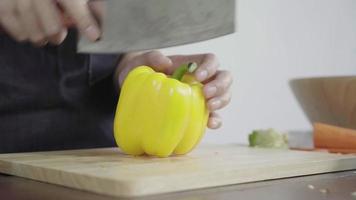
[0,31,121,153]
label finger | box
[58,0,101,41]
[208,112,222,129]
[0,14,27,42]
[207,90,232,111]
[115,52,143,86]
[88,0,106,24]
[140,51,172,73]
[195,53,219,82]
[17,0,46,43]
[168,53,219,81]
[33,39,49,47]
[48,29,68,45]
[0,1,27,41]
[118,51,172,86]
[33,0,63,37]
[123,51,172,73]
[203,70,233,99]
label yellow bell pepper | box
[114,63,209,157]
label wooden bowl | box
[290,77,356,129]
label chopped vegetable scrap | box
[248,129,288,149]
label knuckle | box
[220,70,234,86]
[146,50,162,63]
[59,0,92,29]
[30,34,45,43]
[207,65,217,75]
[73,12,94,30]
[220,91,232,106]
[205,54,219,73]
[205,53,216,60]
[48,38,61,45]
[216,81,224,91]
[124,52,142,61]
[226,73,234,86]
[207,52,219,62]
[220,97,228,106]
[215,79,229,91]
[147,50,161,58]
[77,15,92,29]
[45,25,61,36]
[50,32,67,45]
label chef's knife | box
[78,0,236,53]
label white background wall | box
[162,0,356,144]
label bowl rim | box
[289,75,356,82]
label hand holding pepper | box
[115,51,233,130]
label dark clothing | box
[0,31,121,153]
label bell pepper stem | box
[172,62,198,81]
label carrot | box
[326,148,356,154]
[313,123,356,149]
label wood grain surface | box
[0,144,355,197]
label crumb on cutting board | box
[307,184,315,190]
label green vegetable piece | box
[248,129,288,149]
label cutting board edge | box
[1,157,356,197]
[0,159,139,197]
[120,158,356,197]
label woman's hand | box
[0,0,103,45]
[115,51,233,129]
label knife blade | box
[77,0,236,53]
[287,130,315,150]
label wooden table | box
[1,170,356,200]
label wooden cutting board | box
[0,144,355,197]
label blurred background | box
[161,0,356,144]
